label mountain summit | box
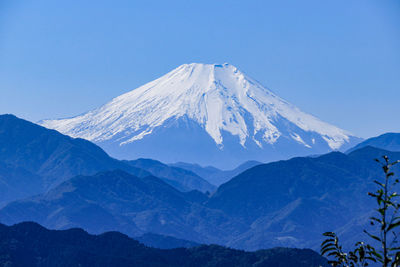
[40,63,361,168]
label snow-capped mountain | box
[40,63,361,168]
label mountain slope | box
[2,147,398,251]
[0,114,149,191]
[0,161,43,205]
[0,222,329,267]
[347,132,400,153]
[0,114,215,194]
[0,170,244,244]
[207,152,369,222]
[124,158,215,192]
[40,63,361,168]
[206,146,400,250]
[171,160,262,186]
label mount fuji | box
[40,63,361,169]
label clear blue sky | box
[0,0,399,138]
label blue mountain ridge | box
[1,113,399,252]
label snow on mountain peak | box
[40,63,354,152]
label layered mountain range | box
[40,63,361,168]
[0,114,213,206]
[1,114,399,252]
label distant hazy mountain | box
[40,63,361,169]
[2,146,398,250]
[1,114,394,250]
[347,132,400,153]
[0,170,243,244]
[0,222,328,267]
[171,160,262,186]
[124,158,215,193]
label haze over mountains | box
[170,160,262,186]
[124,158,215,192]
[1,114,400,252]
[40,63,361,168]
[3,144,397,251]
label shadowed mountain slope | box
[2,146,399,251]
[124,158,215,193]
[0,221,329,267]
[0,161,43,206]
[0,114,212,204]
[0,114,149,190]
[0,170,243,244]
[135,233,200,249]
[206,146,400,249]
[1,115,396,251]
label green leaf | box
[387,221,400,232]
[364,230,382,242]
[370,217,383,225]
[322,232,336,237]
[321,238,335,247]
[321,243,335,252]
[327,251,341,257]
[374,180,385,188]
[377,207,385,216]
[322,247,339,256]
[370,250,383,260]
